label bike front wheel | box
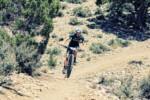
[65,54,74,78]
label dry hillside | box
[0,0,150,100]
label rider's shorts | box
[66,46,79,54]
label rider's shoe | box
[62,66,67,74]
[73,60,77,65]
[73,62,76,65]
[74,57,77,65]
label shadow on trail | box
[0,82,28,97]
[87,14,150,41]
[2,86,24,96]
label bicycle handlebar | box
[61,45,82,52]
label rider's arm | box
[82,42,85,51]
[81,36,85,51]
[61,37,70,45]
[61,34,74,45]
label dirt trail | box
[1,42,150,100]
[71,44,150,79]
[37,42,150,100]
[38,42,150,100]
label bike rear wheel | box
[65,54,74,78]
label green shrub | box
[7,5,17,13]
[90,43,110,54]
[69,30,75,34]
[107,2,135,16]
[95,8,103,15]
[47,51,57,69]
[0,43,16,76]
[108,39,115,46]
[69,17,83,25]
[96,0,109,6]
[122,85,132,98]
[0,11,3,22]
[121,41,131,47]
[0,29,15,46]
[52,47,61,55]
[69,17,78,25]
[1,0,61,54]
[46,47,61,55]
[98,76,115,86]
[67,0,87,4]
[57,12,64,17]
[97,34,103,38]
[0,42,14,60]
[30,29,36,37]
[15,19,23,29]
[61,4,67,9]
[66,11,70,14]
[114,84,132,98]
[15,42,41,76]
[73,7,92,17]
[0,57,15,76]
[60,0,66,1]
[39,18,54,54]
[82,0,87,2]
[59,37,64,41]
[0,31,40,76]
[82,29,88,34]
[86,57,91,61]
[73,7,81,15]
[46,48,51,54]
[0,0,11,9]
[15,34,36,46]
[115,39,123,46]
[116,39,131,47]
[128,60,143,65]
[108,38,131,48]
[140,75,150,99]
[108,39,118,49]
[123,3,135,12]
[51,33,57,38]
[114,76,133,99]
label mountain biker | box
[60,27,85,74]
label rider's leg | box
[74,50,78,64]
[64,48,70,68]
[74,46,79,64]
[64,53,69,67]
[62,51,69,74]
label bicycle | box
[61,45,82,78]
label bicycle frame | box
[63,46,79,78]
[66,47,77,67]
[61,45,82,78]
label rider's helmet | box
[75,27,82,33]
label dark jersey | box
[68,33,84,47]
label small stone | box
[121,70,125,73]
